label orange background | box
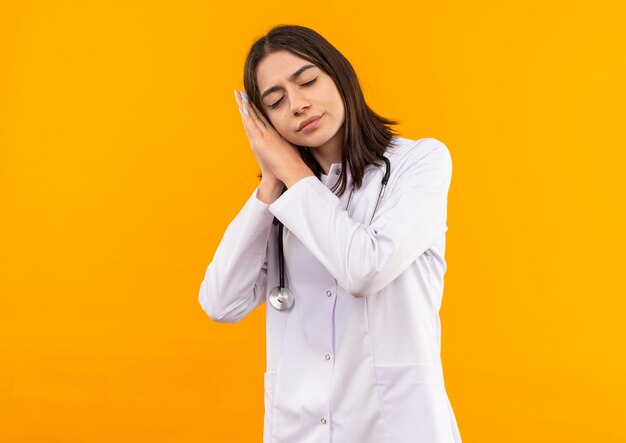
[1,0,625,441]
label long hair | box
[243,24,400,197]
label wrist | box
[257,178,284,205]
[281,164,314,189]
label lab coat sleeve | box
[268,139,452,297]
[198,187,274,323]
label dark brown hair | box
[243,24,400,197]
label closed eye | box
[269,77,318,109]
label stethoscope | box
[268,156,391,311]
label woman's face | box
[255,50,345,150]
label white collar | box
[320,162,344,187]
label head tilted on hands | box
[243,24,399,196]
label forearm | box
[199,188,275,322]
[267,141,452,297]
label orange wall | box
[1,1,625,441]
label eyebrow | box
[260,64,317,100]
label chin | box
[299,129,338,149]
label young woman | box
[199,24,462,443]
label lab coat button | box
[324,353,331,361]
[321,418,327,424]
[335,168,341,175]
[326,290,332,297]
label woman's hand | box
[234,90,313,188]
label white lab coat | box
[199,136,462,443]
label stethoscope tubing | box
[270,156,391,311]
[277,222,285,288]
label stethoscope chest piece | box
[269,286,295,311]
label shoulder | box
[386,136,452,173]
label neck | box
[310,127,344,174]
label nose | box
[290,88,310,115]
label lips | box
[297,115,322,132]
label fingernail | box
[243,107,249,115]
[241,91,249,104]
